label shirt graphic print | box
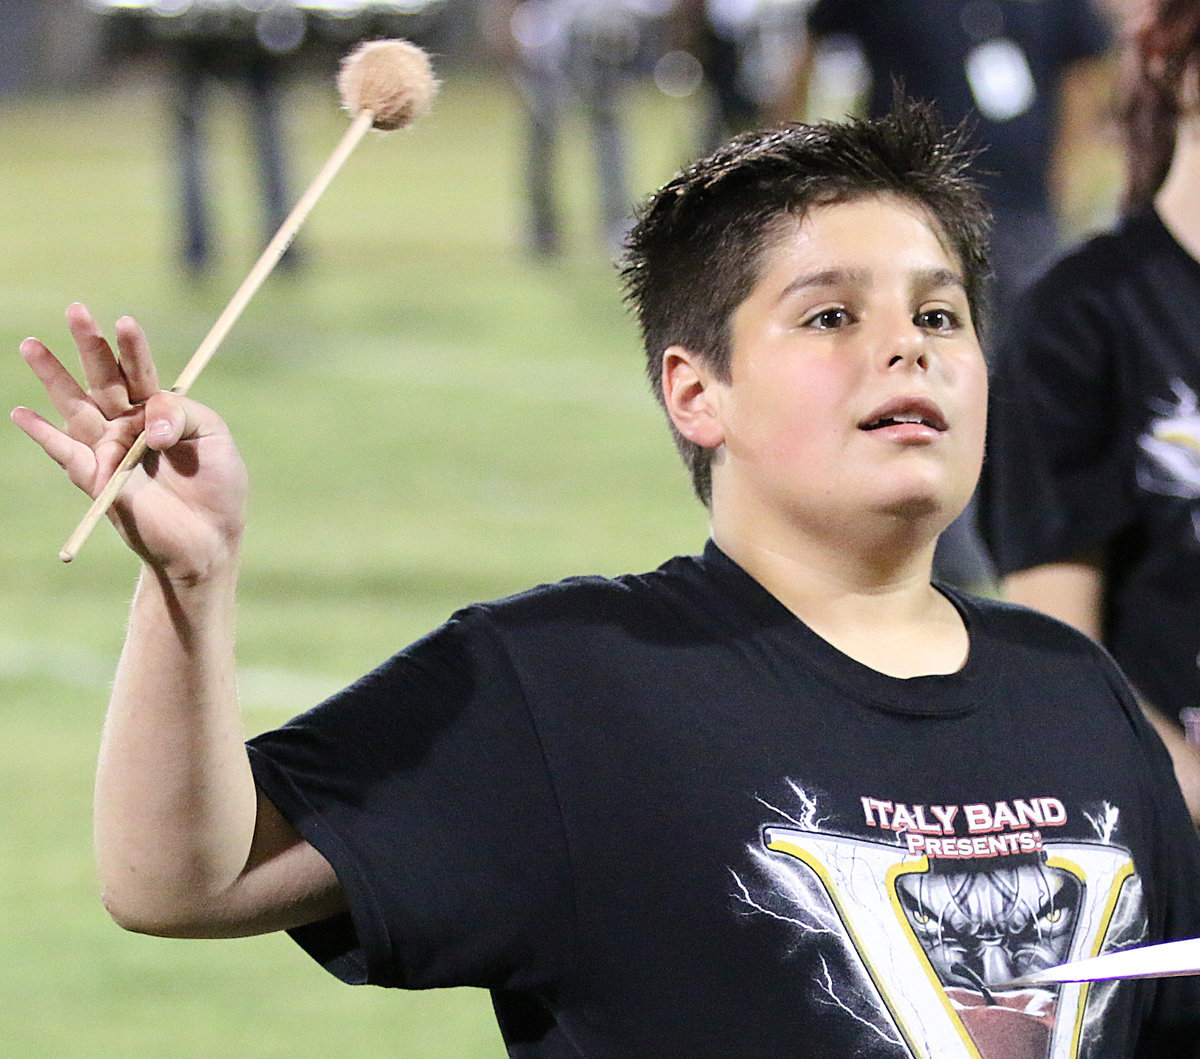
[1138,379,1200,507]
[734,780,1149,1058]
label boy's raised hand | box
[11,303,248,580]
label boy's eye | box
[804,307,852,330]
[915,308,960,332]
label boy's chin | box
[867,463,976,518]
[869,489,969,534]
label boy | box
[13,102,1200,1056]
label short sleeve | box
[246,609,574,993]
[1138,825,1200,1054]
[979,247,1139,573]
[1124,676,1200,1051]
[1081,642,1200,1050]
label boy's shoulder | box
[462,551,712,627]
[941,590,1152,740]
[948,587,1129,684]
[453,543,774,645]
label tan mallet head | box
[337,39,440,131]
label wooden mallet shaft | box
[59,40,438,562]
[59,109,375,562]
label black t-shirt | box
[981,207,1200,726]
[806,0,1110,212]
[248,543,1200,1057]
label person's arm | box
[1050,52,1120,236]
[767,35,817,124]
[1004,556,1200,825]
[12,303,344,937]
[1003,554,1107,638]
[478,0,521,69]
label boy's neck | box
[711,518,969,679]
[1155,111,1200,259]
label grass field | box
[0,56,710,1056]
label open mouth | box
[859,398,948,432]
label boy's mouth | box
[859,396,948,432]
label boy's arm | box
[1004,558,1200,826]
[97,564,345,938]
[12,304,344,937]
[1050,53,1119,234]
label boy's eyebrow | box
[775,267,869,302]
[775,265,967,301]
[913,266,968,294]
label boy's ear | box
[661,346,726,449]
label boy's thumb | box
[143,392,186,451]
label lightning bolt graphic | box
[730,862,842,938]
[756,779,827,830]
[813,953,906,1048]
[1084,802,1119,844]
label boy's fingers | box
[19,336,108,445]
[11,405,96,489]
[11,405,60,454]
[144,404,183,451]
[114,315,160,405]
[20,335,83,398]
[66,303,138,418]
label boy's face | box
[679,195,987,547]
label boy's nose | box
[881,324,929,372]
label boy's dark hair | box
[620,99,992,506]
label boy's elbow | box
[100,883,222,939]
[102,885,180,937]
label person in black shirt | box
[980,0,1200,825]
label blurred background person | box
[165,13,304,275]
[484,0,673,257]
[772,0,1116,591]
[776,0,1115,312]
[980,0,1200,822]
[0,0,41,95]
[672,0,810,153]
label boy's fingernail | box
[147,419,173,442]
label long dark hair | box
[1122,0,1200,209]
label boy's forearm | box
[94,561,257,934]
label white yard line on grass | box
[0,637,343,718]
